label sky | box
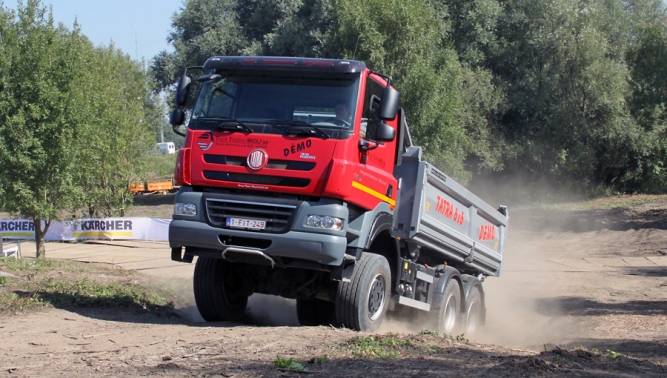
[2,0,183,62]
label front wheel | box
[335,253,391,332]
[193,257,249,322]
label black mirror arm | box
[172,124,186,137]
[359,140,382,152]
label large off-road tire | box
[296,298,336,326]
[193,257,248,322]
[436,277,462,335]
[463,287,483,335]
[335,253,391,332]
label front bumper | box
[169,219,347,266]
[169,187,348,267]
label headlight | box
[305,215,343,230]
[174,202,197,216]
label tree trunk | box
[33,218,51,259]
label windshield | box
[190,70,360,139]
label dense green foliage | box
[152,0,667,194]
[0,0,155,257]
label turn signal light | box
[174,148,191,185]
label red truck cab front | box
[169,57,400,270]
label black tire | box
[193,257,248,322]
[436,277,462,335]
[463,287,483,335]
[335,253,391,332]
[296,298,336,326]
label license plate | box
[226,217,266,230]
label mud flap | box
[331,247,361,282]
[171,247,194,263]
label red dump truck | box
[168,57,508,333]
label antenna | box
[134,24,138,61]
[352,35,361,60]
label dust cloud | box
[246,294,299,326]
[376,229,581,351]
[160,177,584,350]
[378,176,588,351]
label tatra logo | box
[247,149,268,170]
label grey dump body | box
[393,146,508,277]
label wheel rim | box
[367,273,386,321]
[442,294,458,333]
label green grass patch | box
[341,334,413,359]
[273,355,306,371]
[0,258,175,314]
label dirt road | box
[1,196,667,376]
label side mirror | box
[174,75,192,107]
[380,86,399,120]
[377,122,396,142]
[170,108,185,126]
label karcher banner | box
[0,218,170,241]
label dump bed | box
[392,147,508,277]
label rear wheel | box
[296,298,336,326]
[436,277,462,334]
[335,253,390,332]
[193,257,248,322]
[463,287,483,335]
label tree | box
[486,0,640,189]
[151,0,333,90]
[72,45,155,217]
[0,0,87,257]
[328,0,474,180]
[0,0,157,257]
[151,0,248,90]
[619,0,667,191]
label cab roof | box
[202,56,367,74]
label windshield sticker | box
[283,140,312,157]
[300,153,316,160]
[216,136,269,148]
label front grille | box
[206,198,297,233]
[204,155,316,171]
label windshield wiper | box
[200,116,253,133]
[266,120,330,139]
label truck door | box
[353,75,398,210]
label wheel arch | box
[364,229,400,293]
[431,266,464,311]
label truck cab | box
[169,56,507,333]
